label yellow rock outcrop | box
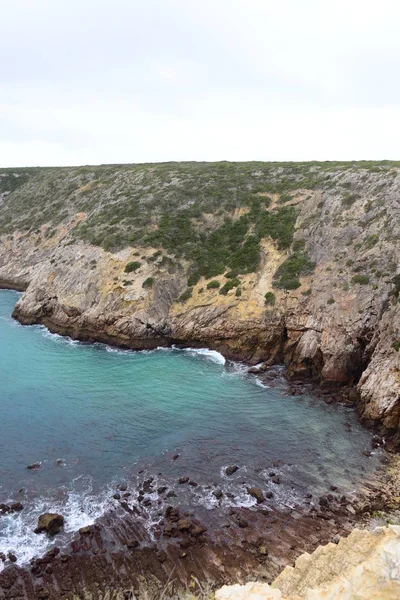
[216,525,400,600]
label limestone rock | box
[216,525,400,599]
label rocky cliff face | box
[216,525,400,600]
[0,162,399,440]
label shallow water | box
[0,290,381,565]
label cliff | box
[216,525,400,599]
[0,162,399,440]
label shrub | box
[219,278,240,295]
[207,280,220,289]
[342,193,360,207]
[264,292,276,306]
[393,341,400,352]
[124,261,141,273]
[235,287,242,297]
[327,297,335,304]
[142,277,154,288]
[179,288,193,302]
[188,272,201,287]
[273,252,315,290]
[351,274,370,285]
[301,288,312,296]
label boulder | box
[225,465,239,476]
[11,502,23,512]
[34,513,64,536]
[178,476,189,484]
[247,487,264,504]
[213,489,223,500]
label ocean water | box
[0,290,382,566]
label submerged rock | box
[34,513,64,536]
[225,465,239,476]
[27,462,41,470]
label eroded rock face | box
[0,166,399,439]
[216,526,400,600]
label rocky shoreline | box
[0,445,398,600]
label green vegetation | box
[206,280,220,289]
[327,297,335,304]
[219,278,240,295]
[273,252,315,290]
[142,277,154,288]
[352,274,370,285]
[341,192,360,207]
[393,341,400,352]
[179,288,193,303]
[264,292,276,306]
[0,161,397,290]
[124,261,141,273]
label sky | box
[1,0,400,166]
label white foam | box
[0,477,113,569]
[183,348,226,365]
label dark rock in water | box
[259,508,270,516]
[142,478,154,493]
[126,539,139,549]
[361,450,372,457]
[172,454,180,460]
[225,465,239,476]
[113,493,121,500]
[34,513,64,536]
[247,487,264,504]
[157,486,167,495]
[10,502,23,512]
[265,491,274,499]
[330,485,338,491]
[27,462,41,470]
[268,471,276,477]
[306,493,313,499]
[137,494,144,503]
[213,489,223,500]
[8,553,17,563]
[0,504,10,513]
[55,459,64,466]
[319,496,329,507]
[178,476,189,484]
[123,492,131,498]
[188,481,198,487]
[166,490,177,498]
[272,475,281,484]
[247,366,261,374]
[142,498,152,507]
[0,553,5,561]
[118,484,128,492]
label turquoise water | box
[0,290,381,564]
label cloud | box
[1,0,399,166]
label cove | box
[0,289,382,565]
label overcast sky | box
[1,0,399,166]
